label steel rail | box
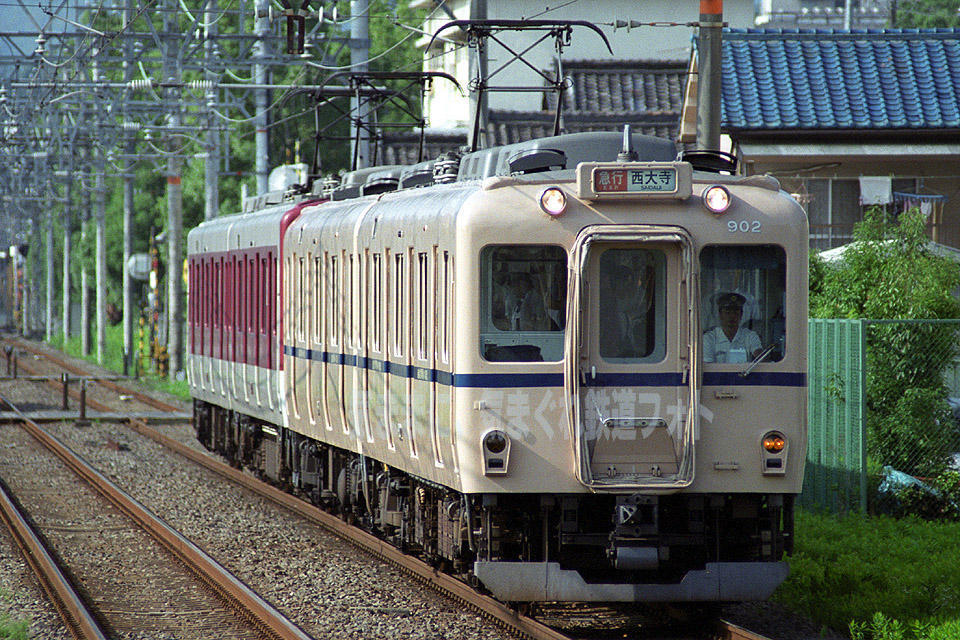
[0,467,108,640]
[0,397,314,640]
[718,619,777,640]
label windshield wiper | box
[739,343,777,378]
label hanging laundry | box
[859,177,893,205]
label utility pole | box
[123,0,135,375]
[696,0,723,151]
[204,0,220,220]
[62,178,72,341]
[254,0,271,193]
[468,0,488,150]
[164,0,185,379]
[45,168,54,341]
[350,0,370,169]
[92,59,107,365]
[80,187,91,355]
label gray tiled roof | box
[547,59,687,115]
[381,60,686,164]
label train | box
[187,128,808,603]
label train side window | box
[394,253,404,357]
[372,253,382,353]
[348,253,355,348]
[440,251,450,364]
[297,256,305,341]
[700,245,787,364]
[314,256,323,344]
[417,252,428,360]
[328,255,339,348]
[480,245,566,363]
[598,248,667,363]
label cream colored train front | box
[194,130,807,603]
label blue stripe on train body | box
[282,345,806,388]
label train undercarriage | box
[194,399,794,602]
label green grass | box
[778,510,960,639]
[0,614,29,640]
[0,591,29,640]
[46,326,190,401]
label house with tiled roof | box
[382,59,687,165]
[681,28,960,249]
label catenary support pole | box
[254,0,270,193]
[205,0,220,220]
[62,180,72,340]
[123,0,135,376]
[468,0,488,150]
[350,0,370,169]
[696,0,723,151]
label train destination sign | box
[593,167,676,193]
[576,162,693,200]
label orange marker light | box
[763,432,786,453]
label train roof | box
[457,131,676,181]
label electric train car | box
[188,130,808,603]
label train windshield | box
[700,245,786,364]
[480,245,567,362]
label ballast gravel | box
[0,379,510,640]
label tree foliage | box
[810,208,960,320]
[59,0,428,315]
[894,0,960,28]
[811,209,960,477]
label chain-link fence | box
[804,319,960,513]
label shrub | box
[868,388,957,478]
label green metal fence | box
[803,319,960,514]
[804,319,867,513]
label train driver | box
[703,292,762,363]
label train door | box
[566,226,700,490]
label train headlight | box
[761,430,788,475]
[702,185,731,214]
[482,429,511,475]
[539,187,567,217]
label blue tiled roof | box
[721,29,960,130]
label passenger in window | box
[703,292,762,363]
[493,272,554,331]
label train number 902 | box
[728,220,762,233]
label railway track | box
[0,336,779,640]
[0,394,312,639]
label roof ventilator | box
[507,148,566,175]
[680,149,738,174]
[360,167,402,196]
[399,161,436,189]
[433,151,461,184]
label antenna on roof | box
[617,125,638,162]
